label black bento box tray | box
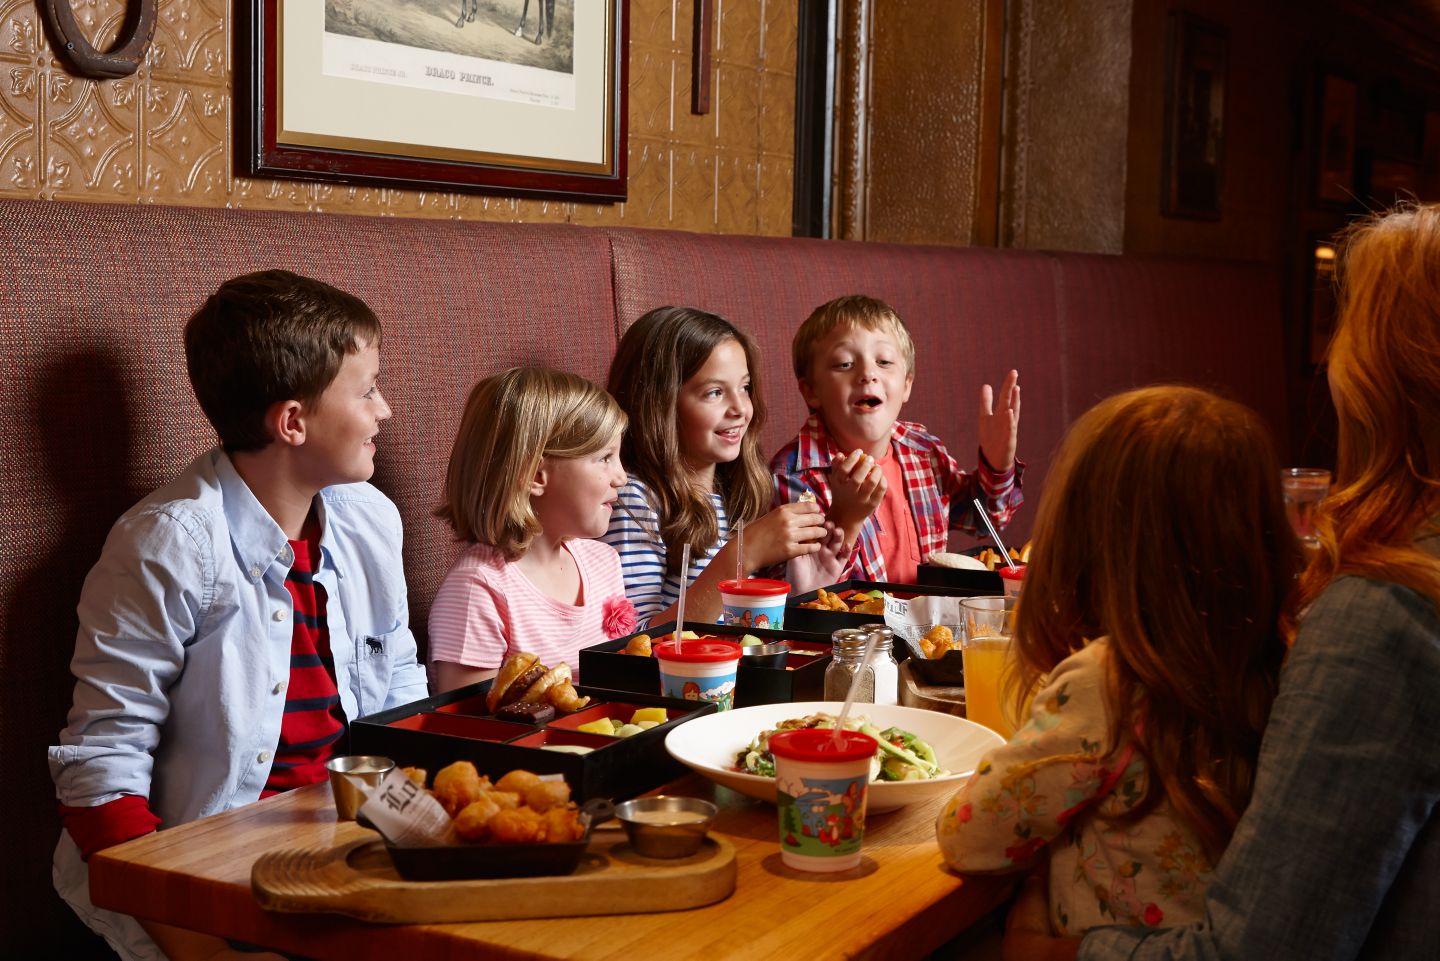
[580,621,832,708]
[351,681,715,803]
[785,580,990,638]
[915,564,1004,593]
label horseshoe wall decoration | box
[39,0,158,80]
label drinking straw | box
[734,518,745,586]
[832,627,882,748]
[972,497,1019,570]
[674,542,692,653]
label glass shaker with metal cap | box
[824,626,899,706]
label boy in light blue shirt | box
[48,270,428,961]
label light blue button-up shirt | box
[49,449,428,958]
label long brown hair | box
[1013,386,1302,861]
[437,367,626,559]
[608,307,772,574]
[1301,204,1440,614]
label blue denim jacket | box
[49,449,429,958]
[1080,571,1440,961]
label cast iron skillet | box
[359,797,616,881]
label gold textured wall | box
[0,0,796,233]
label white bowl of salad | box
[664,701,1003,813]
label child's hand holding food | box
[827,449,887,544]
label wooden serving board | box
[251,827,736,923]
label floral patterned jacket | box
[935,638,1213,935]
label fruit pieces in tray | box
[621,630,767,656]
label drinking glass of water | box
[1281,468,1331,549]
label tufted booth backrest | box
[0,198,1285,958]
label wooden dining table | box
[89,774,1012,961]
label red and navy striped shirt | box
[262,516,347,796]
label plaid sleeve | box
[943,446,1026,534]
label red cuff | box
[59,795,161,860]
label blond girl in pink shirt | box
[428,368,636,693]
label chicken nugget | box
[624,633,653,656]
[494,769,542,795]
[453,796,502,842]
[524,779,572,813]
[400,766,428,788]
[488,806,543,844]
[432,761,488,818]
[540,804,585,843]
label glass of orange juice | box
[960,596,1018,738]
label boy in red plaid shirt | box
[770,295,1024,584]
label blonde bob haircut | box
[791,294,917,382]
[1013,385,1301,862]
[1302,203,1440,616]
[437,367,626,558]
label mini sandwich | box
[486,652,545,714]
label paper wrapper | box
[883,593,965,645]
[357,769,460,847]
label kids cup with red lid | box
[769,727,878,872]
[998,565,1026,597]
[717,577,790,630]
[652,638,743,711]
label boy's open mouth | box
[854,396,883,409]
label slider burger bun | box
[487,652,542,713]
[928,551,988,571]
[520,662,571,705]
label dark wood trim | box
[793,0,834,237]
[692,0,713,114]
[972,0,1005,246]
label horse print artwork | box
[514,0,557,44]
[455,0,479,28]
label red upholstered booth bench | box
[0,198,1285,957]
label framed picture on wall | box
[241,0,629,202]
[1314,74,1358,207]
[1161,12,1228,220]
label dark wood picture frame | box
[1161,12,1228,220]
[240,0,629,203]
[1314,73,1358,207]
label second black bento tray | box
[580,621,832,708]
[785,579,990,637]
[351,682,715,803]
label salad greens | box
[733,712,946,781]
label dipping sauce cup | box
[717,578,791,630]
[770,728,878,872]
[653,638,743,711]
[960,595,1019,739]
[325,755,396,820]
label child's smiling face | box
[800,322,913,457]
[676,337,754,475]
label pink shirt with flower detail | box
[936,638,1213,936]
[428,539,632,680]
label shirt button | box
[250,566,263,578]
[272,681,286,695]
[273,609,287,622]
[258,751,272,763]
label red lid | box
[998,565,1026,581]
[718,578,791,598]
[768,728,878,763]
[652,639,743,663]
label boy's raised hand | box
[828,449,886,543]
[978,369,1021,472]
